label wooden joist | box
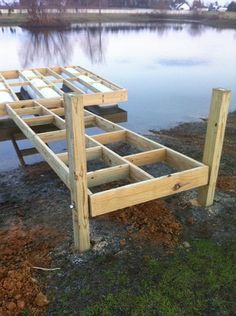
[2,64,229,252]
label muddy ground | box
[0,112,235,315]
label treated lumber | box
[92,130,126,144]
[57,146,102,164]
[37,129,66,142]
[124,149,166,165]
[6,105,70,188]
[23,115,54,126]
[14,106,42,116]
[198,89,231,206]
[64,94,90,251]
[90,166,209,216]
[166,149,204,171]
[87,164,129,188]
[39,104,65,129]
[95,116,122,132]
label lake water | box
[0,22,236,171]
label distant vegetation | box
[0,0,235,12]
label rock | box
[35,292,49,307]
[182,241,191,249]
[93,241,108,252]
[7,302,16,311]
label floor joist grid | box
[0,65,128,116]
[5,98,209,217]
[1,66,231,251]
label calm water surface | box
[0,23,236,171]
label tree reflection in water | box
[19,24,107,67]
[19,29,73,68]
[78,23,107,64]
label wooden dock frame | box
[4,88,231,252]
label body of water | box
[0,22,236,171]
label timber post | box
[198,88,231,207]
[64,93,90,251]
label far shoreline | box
[0,11,236,29]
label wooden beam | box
[92,130,126,144]
[23,115,54,126]
[39,104,65,129]
[64,94,90,252]
[57,146,102,164]
[14,106,41,116]
[88,164,129,188]
[124,149,166,166]
[90,166,209,216]
[37,129,66,142]
[198,89,231,206]
[6,104,70,188]
[166,149,204,171]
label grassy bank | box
[0,11,236,28]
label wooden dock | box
[0,66,231,251]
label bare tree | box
[22,0,66,26]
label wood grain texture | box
[198,88,231,206]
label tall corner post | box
[64,93,90,252]
[198,88,231,207]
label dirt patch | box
[107,200,182,247]
[217,175,236,191]
[0,222,63,315]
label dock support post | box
[64,94,90,252]
[198,88,231,207]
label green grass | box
[76,240,236,316]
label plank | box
[6,104,70,188]
[198,89,231,206]
[90,166,209,216]
[37,129,66,142]
[64,94,90,251]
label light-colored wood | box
[39,104,65,129]
[14,106,42,116]
[125,149,166,166]
[92,130,126,144]
[95,116,122,132]
[57,146,102,164]
[88,164,129,188]
[90,166,209,216]
[64,94,90,251]
[198,89,231,206]
[166,149,204,171]
[23,115,54,126]
[0,65,127,117]
[3,65,226,253]
[38,129,66,142]
[6,104,70,188]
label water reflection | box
[78,23,107,64]
[15,22,212,67]
[19,29,73,67]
